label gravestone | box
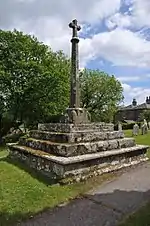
[141,119,148,135]
[118,122,122,131]
[7,19,149,184]
[132,123,139,136]
[141,124,148,135]
[148,122,150,130]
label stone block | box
[29,130,125,143]
[107,131,124,140]
[38,123,114,133]
[118,138,135,148]
[19,137,136,157]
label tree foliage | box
[0,29,124,140]
[80,69,124,122]
[140,110,150,122]
[0,29,70,130]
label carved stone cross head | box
[69,19,81,38]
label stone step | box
[38,123,114,133]
[29,130,125,143]
[19,137,135,157]
[8,143,149,184]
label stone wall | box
[8,145,148,184]
[18,137,135,157]
[29,130,125,143]
[38,123,114,133]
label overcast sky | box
[1,0,150,105]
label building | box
[115,96,150,122]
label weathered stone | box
[38,123,114,133]
[29,130,125,143]
[18,137,136,157]
[132,123,139,136]
[108,140,118,150]
[141,121,148,135]
[118,122,122,131]
[30,130,120,143]
[8,143,148,184]
[107,131,124,140]
[118,138,135,148]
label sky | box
[1,0,150,105]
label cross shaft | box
[69,19,81,108]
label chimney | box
[146,96,150,104]
[132,98,137,106]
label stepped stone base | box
[7,122,149,184]
[38,123,114,133]
[18,137,135,157]
[8,144,148,184]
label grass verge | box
[0,147,115,226]
[120,130,150,226]
[119,202,150,226]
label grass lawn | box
[0,130,150,226]
[124,129,150,158]
[124,129,150,146]
[0,147,115,226]
[0,147,8,158]
[120,130,150,226]
[119,202,150,226]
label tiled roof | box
[119,103,150,111]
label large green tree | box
[0,29,70,129]
[80,69,124,122]
[140,110,150,122]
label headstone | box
[118,122,122,131]
[148,122,150,130]
[132,123,139,136]
[144,119,147,126]
[141,123,148,135]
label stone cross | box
[69,19,81,108]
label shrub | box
[3,132,25,144]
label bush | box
[3,132,25,144]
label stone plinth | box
[7,122,149,184]
[18,137,135,157]
[29,130,124,143]
[38,123,114,132]
[8,143,148,184]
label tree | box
[0,29,70,129]
[80,69,124,122]
[140,110,150,122]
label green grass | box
[0,147,115,226]
[120,130,150,226]
[124,129,150,146]
[0,147,8,158]
[124,129,150,158]
[119,202,150,226]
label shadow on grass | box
[0,156,58,186]
[1,189,150,226]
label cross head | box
[69,19,81,38]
